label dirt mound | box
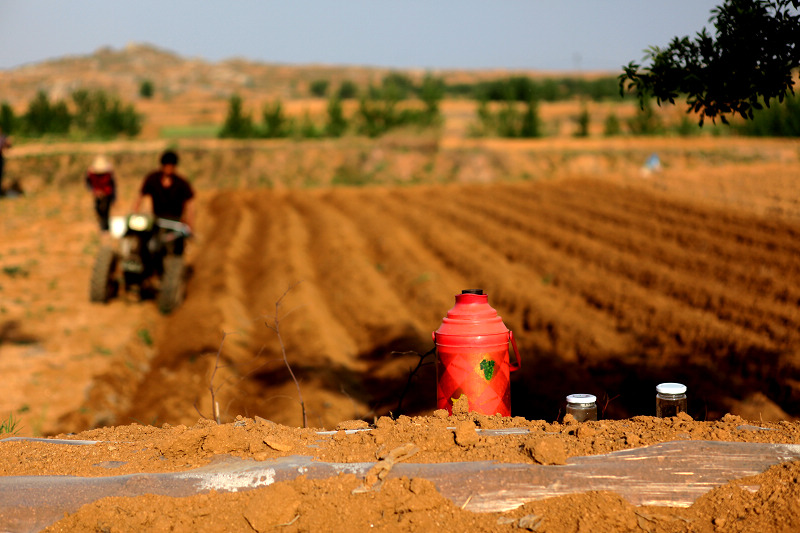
[2,414,800,532]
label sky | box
[0,1,722,72]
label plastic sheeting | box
[2,439,800,533]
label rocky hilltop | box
[0,42,547,109]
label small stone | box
[452,394,470,416]
[721,413,743,424]
[264,439,292,452]
[433,409,449,419]
[336,419,370,430]
[524,436,567,465]
[375,416,394,429]
[254,416,276,427]
[243,485,300,531]
[454,420,479,447]
[518,514,543,530]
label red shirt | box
[86,171,116,198]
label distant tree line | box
[309,73,628,103]
[219,73,445,140]
[0,89,141,139]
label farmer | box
[0,127,11,196]
[85,155,116,232]
[131,149,195,254]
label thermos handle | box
[508,331,521,372]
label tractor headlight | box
[128,214,150,232]
[109,216,127,238]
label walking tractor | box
[89,213,191,314]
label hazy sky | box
[1,1,722,72]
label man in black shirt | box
[132,150,195,255]
[133,150,195,228]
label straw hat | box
[90,155,113,174]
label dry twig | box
[264,282,307,428]
[394,346,435,417]
[194,331,238,424]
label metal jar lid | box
[566,393,597,404]
[656,382,687,395]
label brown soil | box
[2,134,800,531]
[2,413,800,532]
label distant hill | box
[0,42,609,108]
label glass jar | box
[656,382,688,417]
[565,394,598,422]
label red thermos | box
[433,289,521,416]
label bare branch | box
[264,282,307,428]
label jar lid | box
[566,393,596,404]
[656,382,687,394]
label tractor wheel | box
[89,246,119,303]
[158,255,186,314]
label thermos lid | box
[566,394,596,404]
[434,290,509,338]
[656,382,687,394]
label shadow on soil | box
[246,335,800,424]
[0,320,39,345]
[69,329,800,432]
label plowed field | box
[147,177,800,426]
[3,138,800,436]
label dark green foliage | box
[675,115,702,137]
[627,98,664,135]
[574,106,590,137]
[474,96,542,138]
[325,96,348,138]
[519,99,541,138]
[419,74,446,123]
[467,75,626,103]
[309,79,330,98]
[71,89,141,137]
[337,80,358,99]
[355,76,443,137]
[298,111,321,138]
[261,99,292,138]
[381,72,415,100]
[470,97,493,137]
[604,113,622,136]
[0,102,16,134]
[93,99,141,137]
[218,94,255,138]
[139,79,154,99]
[357,96,392,138]
[16,89,142,139]
[481,76,539,102]
[22,91,72,137]
[736,92,800,136]
[71,89,92,130]
[621,0,800,124]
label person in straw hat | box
[85,154,117,232]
